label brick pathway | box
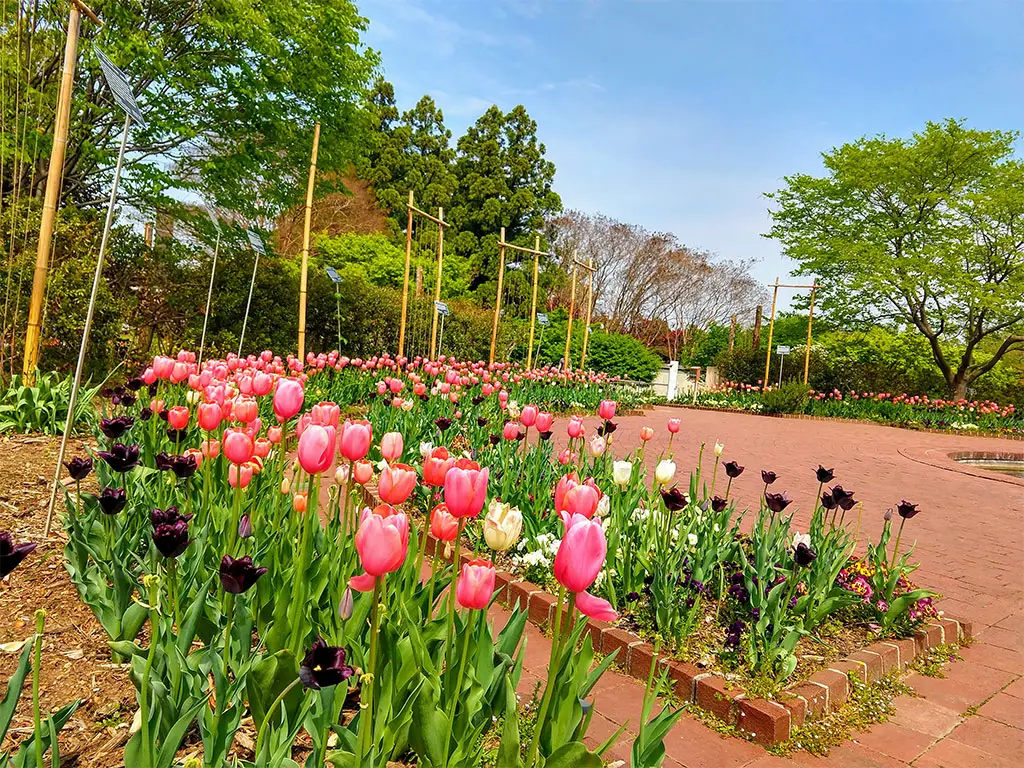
[541,406,1024,767]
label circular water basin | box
[953,452,1024,478]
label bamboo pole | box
[752,305,762,350]
[22,2,100,379]
[526,235,540,369]
[429,207,445,359]
[296,122,321,362]
[728,314,737,352]
[398,190,413,358]
[803,280,817,385]
[563,260,578,369]
[762,278,779,391]
[580,258,595,371]
[489,227,506,365]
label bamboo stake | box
[762,278,779,391]
[489,227,506,365]
[563,260,578,369]
[803,279,817,385]
[296,121,321,362]
[398,190,413,358]
[429,207,445,359]
[728,314,737,352]
[580,258,595,371]
[526,234,540,369]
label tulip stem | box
[289,474,319,656]
[441,609,474,767]
[141,578,160,768]
[444,520,464,656]
[527,586,570,767]
[724,476,733,502]
[356,577,382,765]
[890,517,907,569]
[255,677,303,762]
[31,610,45,768]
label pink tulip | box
[502,421,520,441]
[273,378,304,421]
[197,402,222,432]
[562,483,600,519]
[381,432,404,462]
[200,439,220,459]
[576,590,618,622]
[228,462,254,489]
[553,512,607,593]
[340,420,372,461]
[233,397,258,424]
[253,438,271,458]
[423,446,455,487]
[667,418,681,434]
[378,463,417,505]
[535,411,554,432]
[183,447,203,470]
[311,401,340,427]
[457,558,496,610]
[520,404,538,427]
[153,355,175,379]
[598,400,617,420]
[430,503,459,541]
[639,426,654,442]
[557,449,573,465]
[267,425,282,444]
[167,406,190,430]
[222,428,254,465]
[297,424,336,474]
[252,371,273,396]
[444,463,489,519]
[293,492,307,513]
[567,416,585,439]
[353,460,374,485]
[142,367,157,385]
[351,505,410,587]
[170,362,190,384]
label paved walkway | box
[542,406,1023,767]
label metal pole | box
[23,1,90,379]
[238,246,259,358]
[297,122,321,361]
[398,190,413,357]
[44,114,130,536]
[563,260,578,369]
[197,229,220,370]
[335,283,342,351]
[526,234,540,369]
[580,258,595,371]
[803,280,817,385]
[778,354,785,387]
[761,278,779,391]
[438,311,445,358]
[489,227,506,365]
[429,207,445,359]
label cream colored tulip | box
[483,499,523,551]
[612,460,633,487]
[655,459,676,486]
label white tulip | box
[655,459,676,486]
[589,435,607,457]
[792,531,811,550]
[419,441,434,459]
[596,495,610,518]
[484,499,523,551]
[714,442,724,457]
[612,460,633,487]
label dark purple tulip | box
[125,377,145,392]
[724,461,744,479]
[155,452,174,471]
[100,416,135,440]
[299,638,355,689]
[514,431,526,442]
[121,393,138,407]
[97,443,140,473]
[538,430,553,441]
[821,492,837,511]
[471,396,485,406]
[815,465,834,483]
[896,500,919,519]
[166,428,189,444]
[435,418,453,431]
[794,541,817,567]
[63,457,93,481]
[0,532,37,578]
[711,495,728,513]
[238,514,252,540]
[661,487,688,511]
[761,470,777,485]
[764,491,792,514]
[148,382,158,397]
[98,487,127,515]
[153,520,191,558]
[597,420,617,437]
[488,434,500,446]
[168,454,198,479]
[220,555,267,594]
[139,407,154,421]
[831,485,856,511]
[626,591,640,602]
[476,417,488,427]
[151,506,192,526]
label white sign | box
[777,345,792,355]
[325,266,342,283]
[246,229,266,256]
[537,313,549,326]
[434,301,450,316]
[94,46,146,126]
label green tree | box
[450,105,561,292]
[767,119,1024,398]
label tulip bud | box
[714,442,724,457]
[280,476,291,495]
[238,514,252,539]
[293,492,307,513]
[339,587,354,621]
[884,508,893,521]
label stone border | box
[665,402,1024,442]
[424,536,972,748]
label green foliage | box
[316,233,407,287]
[0,372,101,435]
[760,381,811,415]
[767,119,1024,397]
[533,312,662,381]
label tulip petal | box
[576,590,618,622]
[349,572,377,592]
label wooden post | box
[580,259,595,371]
[398,190,414,358]
[488,227,506,365]
[22,1,101,379]
[144,222,153,248]
[803,279,817,385]
[728,314,737,351]
[563,260,578,369]
[526,235,540,369]
[296,121,320,362]
[761,279,779,390]
[429,207,445,359]
[752,304,762,350]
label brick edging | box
[425,536,972,748]
[663,402,1024,442]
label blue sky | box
[360,0,1024,301]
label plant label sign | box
[434,301,450,316]
[537,313,550,326]
[325,266,342,283]
[777,345,792,355]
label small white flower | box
[688,532,698,547]
[420,441,434,458]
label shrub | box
[760,381,811,415]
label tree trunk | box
[951,374,969,401]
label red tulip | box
[378,463,417,505]
[423,446,455,487]
[297,424,336,474]
[430,503,459,541]
[340,420,372,461]
[167,406,190,431]
[381,432,404,462]
[222,428,254,465]
[197,402,222,432]
[553,512,606,593]
[444,464,489,518]
[667,418,681,434]
[456,558,496,610]
[598,400,617,420]
[639,426,654,441]
[273,378,304,421]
